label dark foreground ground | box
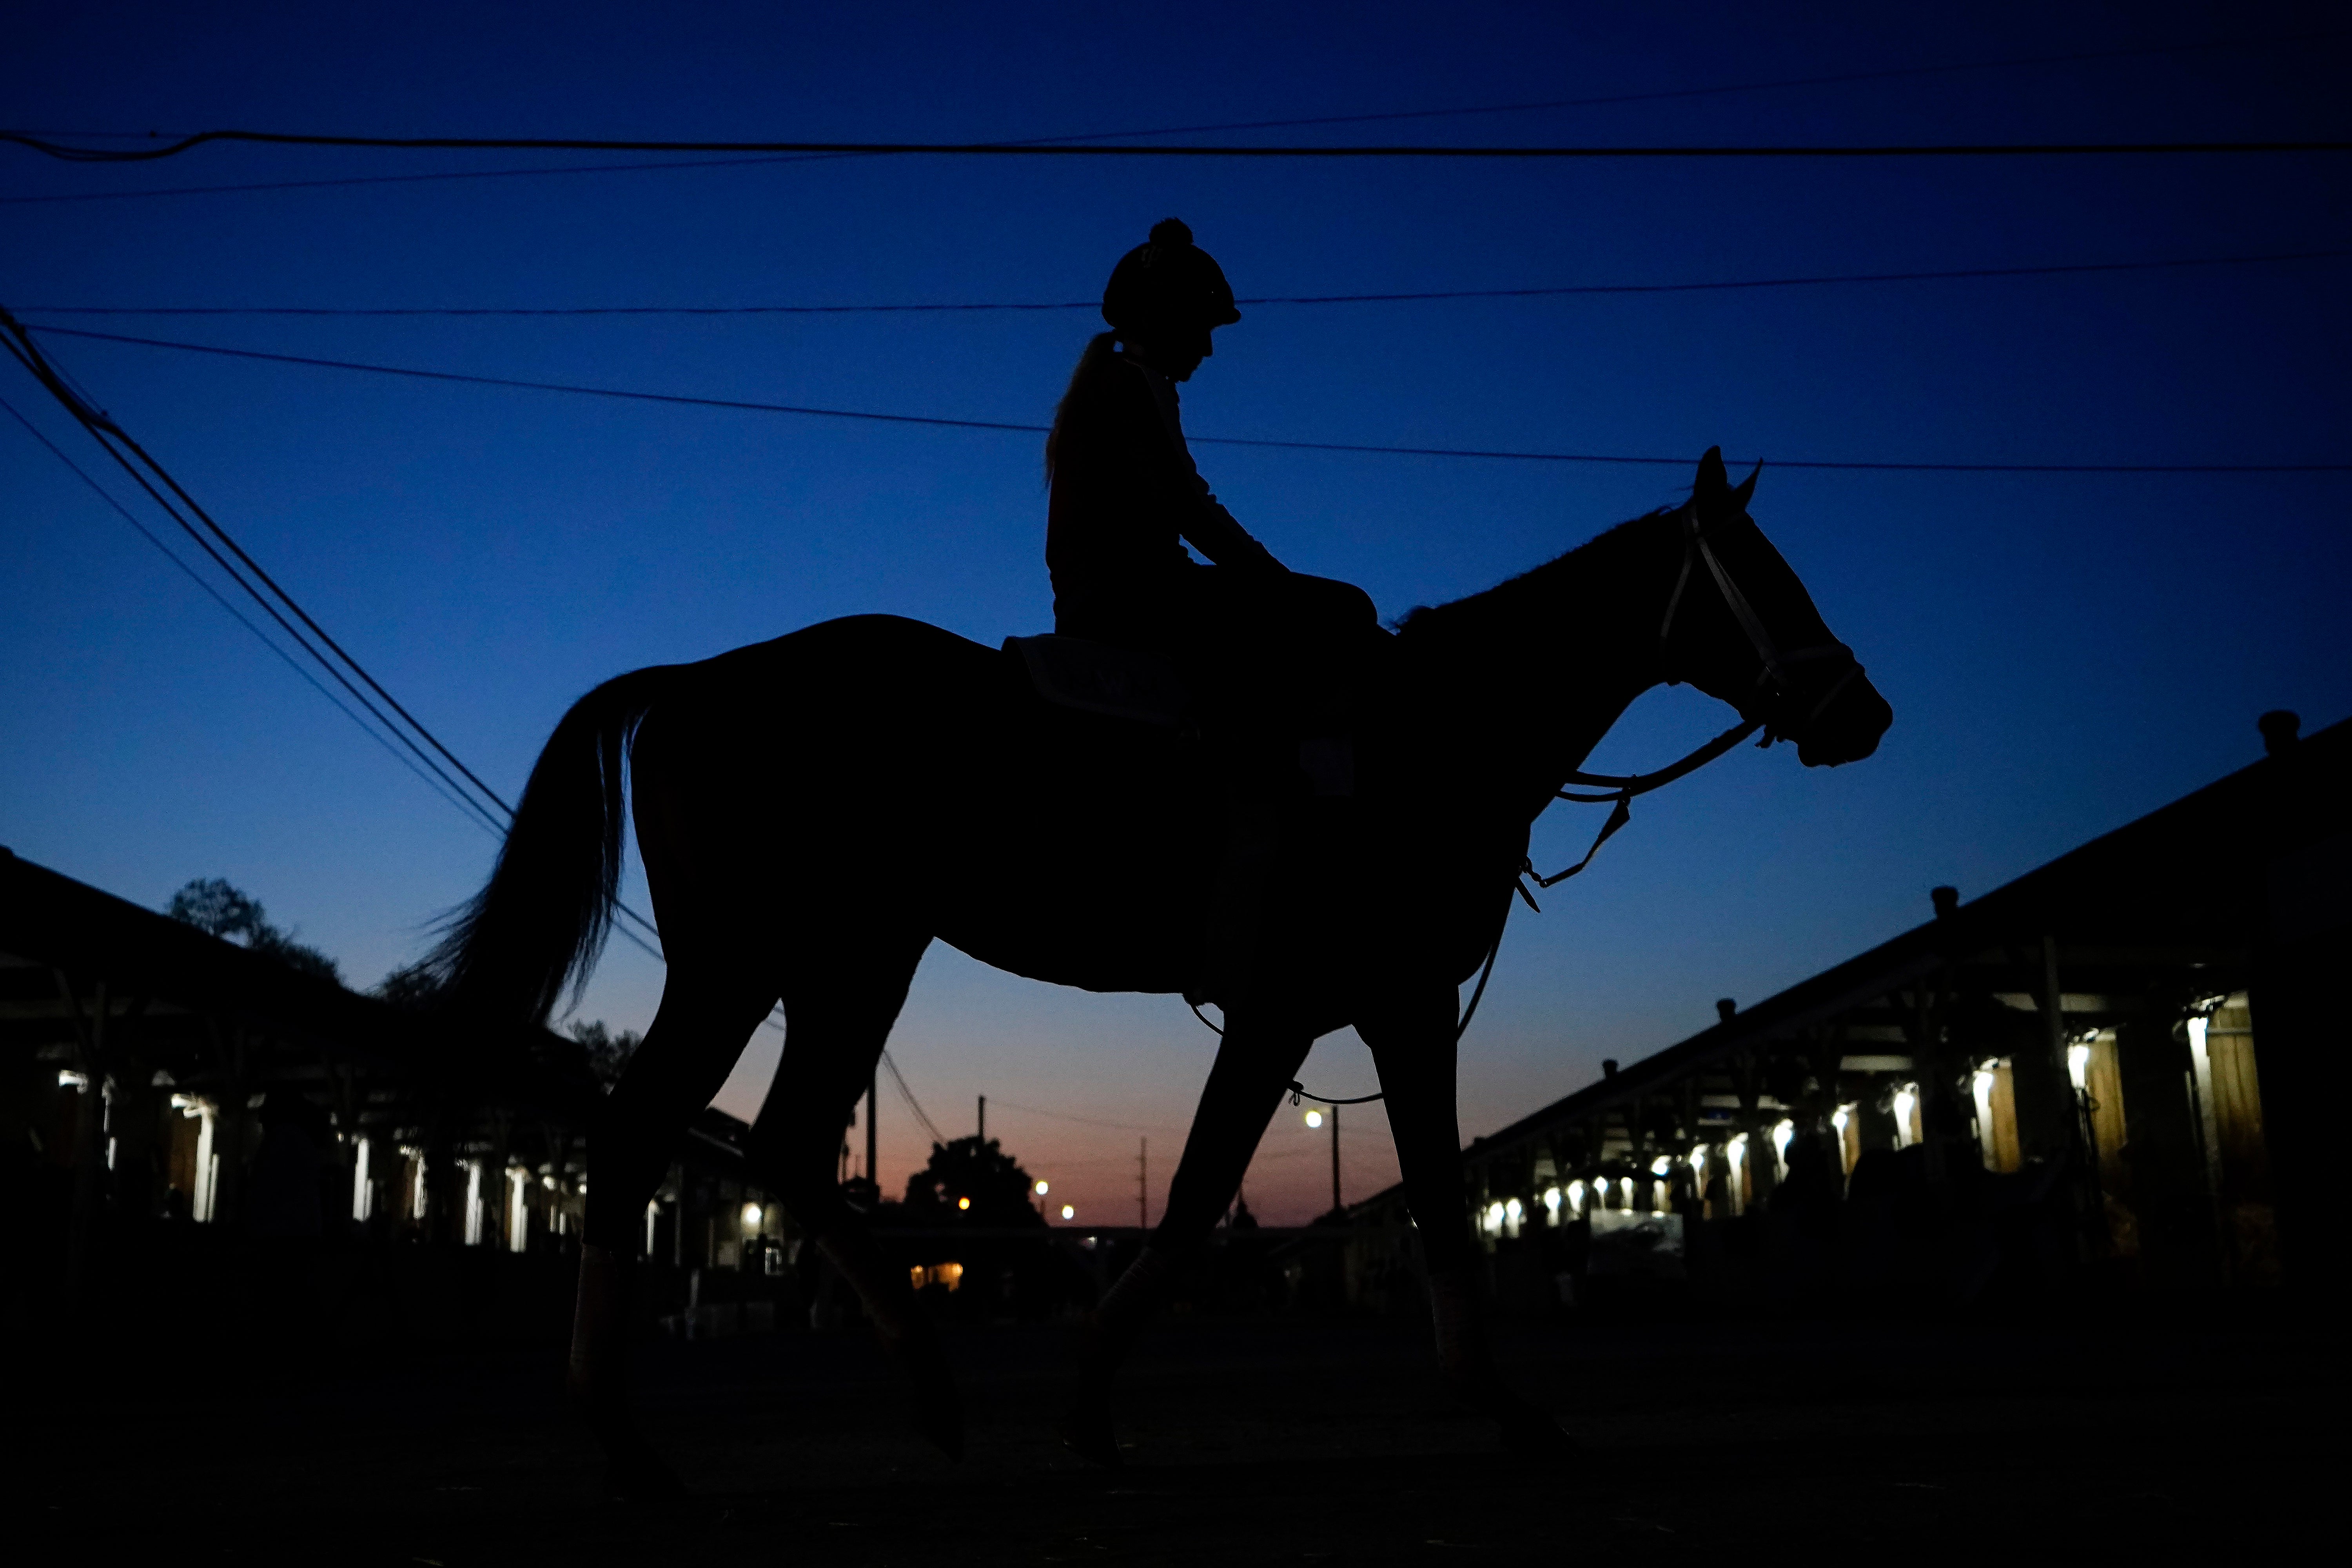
[13,1305,2337,1564]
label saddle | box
[1005,635,1190,729]
[1007,634,1354,798]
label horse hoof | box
[1057,1397,1123,1470]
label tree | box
[900,1136,1047,1228]
[567,1019,642,1087]
[166,877,343,984]
[372,959,446,1011]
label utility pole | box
[978,1094,986,1145]
[865,1067,878,1190]
[1137,1137,1148,1229]
[1329,1103,1343,1216]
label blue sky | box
[4,2,2347,1222]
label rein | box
[1194,494,1861,1108]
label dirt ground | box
[14,1305,2336,1564]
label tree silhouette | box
[167,876,342,984]
[900,1136,1047,1228]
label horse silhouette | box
[426,447,1891,1492]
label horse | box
[425,447,1892,1493]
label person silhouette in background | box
[1044,218,1381,1001]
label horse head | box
[1665,448,1892,768]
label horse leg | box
[573,965,780,1498]
[1060,1011,1314,1466]
[742,929,964,1458]
[1357,988,1572,1452]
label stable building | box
[1342,711,2347,1311]
[0,849,789,1348]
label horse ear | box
[1694,446,1727,499]
[1731,461,1760,510]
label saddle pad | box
[1005,635,1189,728]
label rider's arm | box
[1123,356,1289,576]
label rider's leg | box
[573,965,779,1494]
[1063,1010,1314,1463]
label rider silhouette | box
[1045,220,1380,1004]
[1045,219,1377,773]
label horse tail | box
[423,665,677,1026]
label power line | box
[11,31,2343,206]
[0,391,508,836]
[18,246,2345,318]
[881,1052,948,1148]
[13,128,2348,165]
[0,317,519,839]
[35,245,2352,318]
[1,310,673,964]
[30,321,2348,475]
[986,1100,1179,1135]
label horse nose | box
[1798,677,1892,768]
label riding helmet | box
[1101,218,1242,338]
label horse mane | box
[1392,508,1673,644]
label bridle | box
[1524,498,1867,895]
[1206,492,1874,1086]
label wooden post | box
[865,1069,878,1188]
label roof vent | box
[1931,885,1959,919]
[1601,1058,1619,1078]
[1715,998,1738,1024]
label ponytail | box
[1044,331,1121,483]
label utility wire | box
[31,321,2347,475]
[12,31,2344,205]
[1,310,671,962]
[18,246,2345,318]
[0,391,507,835]
[0,319,517,839]
[12,128,2348,164]
[987,1100,1180,1135]
[882,1052,949,1148]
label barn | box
[0,851,795,1347]
[1336,710,2347,1312]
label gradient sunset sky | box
[4,2,2347,1223]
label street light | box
[1060,1204,1075,1221]
[1303,1108,1324,1129]
[1034,1179,1049,1196]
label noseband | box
[1658,502,1865,735]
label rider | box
[1044,219,1379,1005]
[1045,218,1377,771]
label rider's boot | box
[1428,1270,1575,1454]
[568,1243,686,1501]
[1060,1244,1180,1468]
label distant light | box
[741,1202,762,1228]
[1034,1179,1049,1196]
[1303,1109,1325,1129]
[1060,1204,1075,1220]
[1650,1155,1672,1177]
[57,1069,89,1091]
[957,1196,971,1211]
[2066,1042,2092,1092]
